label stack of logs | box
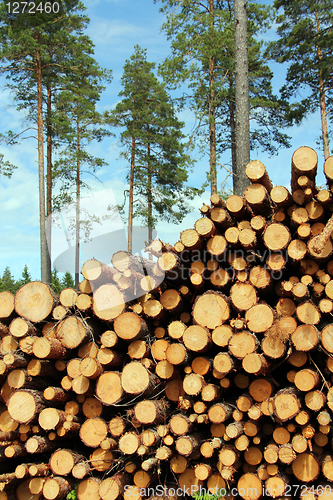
[1,146,333,500]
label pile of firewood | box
[1,146,333,500]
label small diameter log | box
[0,291,14,320]
[32,338,67,359]
[99,474,130,500]
[77,478,100,500]
[25,436,54,454]
[230,283,257,313]
[15,282,56,322]
[245,304,274,334]
[208,403,233,424]
[59,288,78,308]
[237,473,262,500]
[134,400,168,425]
[244,184,271,215]
[118,432,140,455]
[213,352,234,375]
[296,301,320,325]
[9,317,37,338]
[175,434,200,457]
[245,159,273,192]
[39,408,67,430]
[229,331,259,359]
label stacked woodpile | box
[1,146,333,500]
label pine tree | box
[62,272,75,289]
[267,0,333,159]
[111,45,198,251]
[234,0,250,194]
[0,1,92,283]
[51,269,62,295]
[156,0,290,195]
[52,51,112,289]
[0,267,18,293]
[19,265,32,286]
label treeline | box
[0,266,74,295]
[0,0,332,284]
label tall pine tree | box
[0,0,93,283]
[111,45,198,252]
[267,0,333,159]
[156,0,290,195]
[52,54,112,288]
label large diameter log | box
[8,389,45,424]
[92,284,125,321]
[292,453,320,482]
[15,282,57,322]
[192,292,230,329]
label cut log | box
[114,312,148,341]
[292,453,319,482]
[96,372,123,405]
[8,390,45,424]
[79,418,108,448]
[56,317,88,349]
[15,282,56,322]
[134,400,168,425]
[192,291,230,329]
[92,284,125,321]
[273,388,301,422]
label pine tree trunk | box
[209,0,217,195]
[315,10,330,160]
[229,77,236,184]
[147,141,153,249]
[128,133,135,253]
[46,79,52,281]
[234,0,250,195]
[75,116,81,290]
[36,37,51,284]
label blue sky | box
[0,0,327,281]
